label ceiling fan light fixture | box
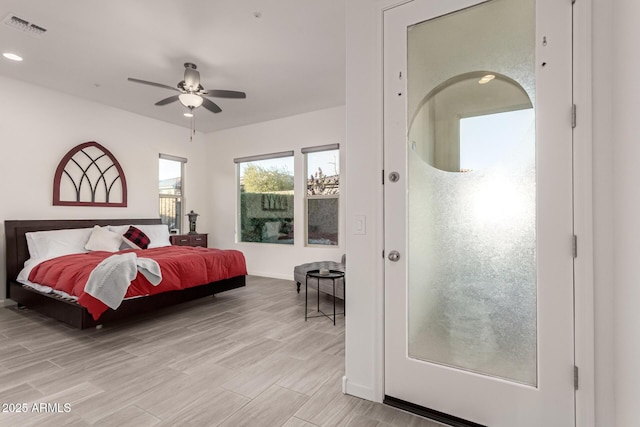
[178,93,203,108]
[184,111,194,118]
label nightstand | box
[170,233,208,248]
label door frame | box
[371,0,595,425]
[571,0,595,425]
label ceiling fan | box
[128,62,246,116]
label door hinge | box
[574,366,579,390]
[572,235,578,258]
[382,169,385,185]
[571,104,577,128]
[382,250,385,259]
[572,0,576,5]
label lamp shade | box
[178,93,204,108]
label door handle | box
[388,250,400,262]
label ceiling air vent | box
[2,13,47,38]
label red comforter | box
[28,246,247,320]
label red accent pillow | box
[122,226,150,249]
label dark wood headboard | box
[4,218,162,297]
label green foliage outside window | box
[238,158,294,244]
[242,164,294,193]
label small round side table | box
[305,269,345,325]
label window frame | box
[234,151,295,245]
[303,144,340,247]
[159,154,187,234]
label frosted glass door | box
[384,0,575,425]
[407,0,537,386]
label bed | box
[5,218,246,329]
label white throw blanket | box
[84,252,162,309]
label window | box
[159,154,186,234]
[304,144,340,246]
[459,108,535,171]
[235,151,294,244]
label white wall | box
[610,1,640,425]
[592,0,615,424]
[204,106,345,280]
[344,0,389,401]
[0,75,211,301]
[584,0,640,425]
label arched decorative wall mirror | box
[409,71,534,173]
[53,141,128,207]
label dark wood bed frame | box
[5,218,246,329]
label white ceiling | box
[0,1,346,133]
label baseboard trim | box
[247,272,293,281]
[343,377,378,401]
[384,395,486,427]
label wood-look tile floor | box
[0,276,442,427]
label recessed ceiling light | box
[184,112,194,118]
[478,74,495,85]
[2,52,23,61]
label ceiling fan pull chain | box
[190,115,195,142]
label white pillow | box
[85,225,123,252]
[25,227,93,260]
[108,223,171,248]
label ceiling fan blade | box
[202,98,222,113]
[203,90,246,99]
[155,95,180,106]
[128,78,179,92]
[184,67,200,91]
